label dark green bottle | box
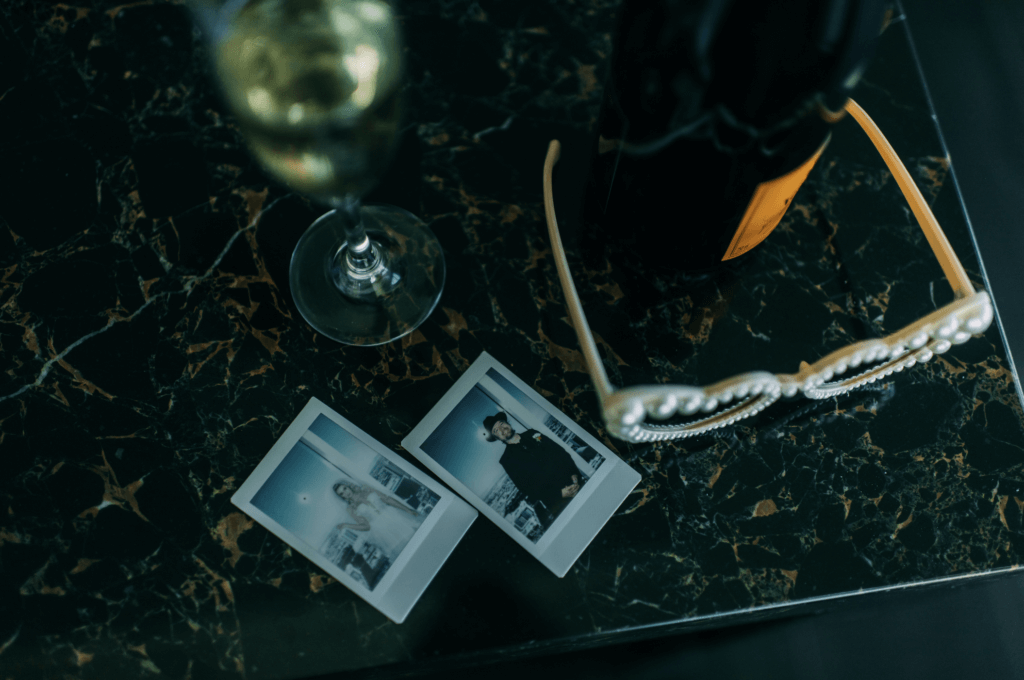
[581,0,890,277]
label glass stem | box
[335,196,377,271]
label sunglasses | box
[542,99,993,443]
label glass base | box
[289,204,445,346]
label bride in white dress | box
[333,480,424,560]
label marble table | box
[1,1,1022,678]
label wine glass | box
[193,0,445,345]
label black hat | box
[482,412,509,441]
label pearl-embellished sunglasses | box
[542,99,993,443]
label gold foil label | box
[721,136,830,261]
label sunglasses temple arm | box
[543,140,615,400]
[845,99,975,299]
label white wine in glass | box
[204,0,445,345]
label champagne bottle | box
[582,0,889,277]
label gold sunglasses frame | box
[542,99,994,443]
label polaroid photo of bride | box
[401,352,641,578]
[232,397,477,623]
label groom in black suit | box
[483,411,582,519]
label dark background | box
[381,2,1024,678]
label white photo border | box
[401,352,641,577]
[232,397,477,623]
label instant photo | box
[402,353,641,577]
[232,398,477,623]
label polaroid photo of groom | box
[232,397,477,623]
[401,352,641,577]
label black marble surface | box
[1,1,1023,679]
